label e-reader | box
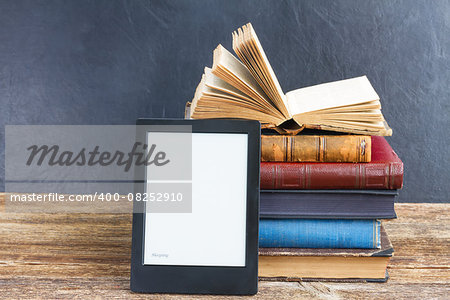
[130,119,260,295]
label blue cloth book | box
[259,219,381,249]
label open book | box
[187,23,392,136]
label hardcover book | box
[260,189,397,219]
[259,226,393,282]
[186,23,392,136]
[261,134,371,162]
[260,136,403,189]
[259,219,381,249]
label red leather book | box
[261,136,403,190]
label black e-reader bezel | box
[130,119,260,295]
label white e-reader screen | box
[143,132,248,267]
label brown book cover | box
[261,136,403,189]
[259,226,393,282]
[261,134,371,162]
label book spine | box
[259,190,397,219]
[260,162,403,189]
[259,219,381,249]
[261,135,371,163]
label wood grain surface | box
[0,194,448,299]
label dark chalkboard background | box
[1,0,449,202]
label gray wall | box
[1,0,449,202]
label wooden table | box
[0,197,448,299]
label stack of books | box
[258,134,403,282]
[186,23,403,282]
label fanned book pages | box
[187,23,392,136]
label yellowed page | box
[299,112,383,123]
[302,100,381,113]
[203,67,272,111]
[212,44,270,105]
[232,23,290,118]
[190,67,285,125]
[286,76,380,115]
[204,67,249,99]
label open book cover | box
[186,23,392,136]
